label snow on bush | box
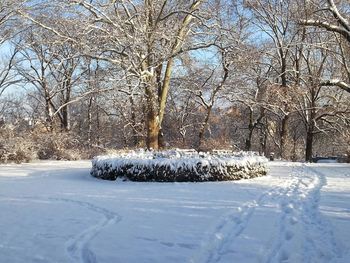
[91,149,268,182]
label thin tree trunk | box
[280,114,289,159]
[197,106,212,151]
[281,55,288,87]
[305,130,314,162]
[61,88,71,131]
[129,95,139,147]
[45,96,54,132]
[259,125,267,156]
[245,130,253,151]
[87,97,93,148]
[245,109,254,151]
[96,102,100,146]
[61,104,70,131]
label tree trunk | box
[61,104,70,131]
[281,55,288,87]
[158,128,165,148]
[245,137,252,151]
[305,130,314,162]
[245,109,254,151]
[305,97,316,162]
[146,107,159,150]
[45,97,54,132]
[158,0,203,128]
[197,106,212,151]
[129,95,139,147]
[259,125,267,156]
[87,97,93,148]
[96,103,101,146]
[146,84,160,149]
[280,114,289,159]
[181,132,186,147]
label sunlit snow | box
[0,161,349,263]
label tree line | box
[0,0,349,162]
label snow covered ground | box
[0,161,349,263]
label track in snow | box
[264,165,340,263]
[300,166,341,263]
[192,164,341,263]
[0,195,121,263]
[191,174,295,263]
[49,198,122,263]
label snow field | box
[0,161,349,263]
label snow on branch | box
[320,80,350,93]
[300,19,350,42]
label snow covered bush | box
[34,132,90,161]
[0,125,36,163]
[0,145,35,164]
[91,149,268,182]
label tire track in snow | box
[49,198,122,263]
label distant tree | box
[0,0,16,45]
[0,47,19,98]
[245,0,301,158]
[16,27,85,132]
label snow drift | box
[91,149,268,182]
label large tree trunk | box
[146,106,160,150]
[156,0,203,148]
[145,83,160,149]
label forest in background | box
[0,0,349,162]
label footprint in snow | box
[177,243,198,250]
[289,216,298,225]
[284,203,294,214]
[278,250,289,262]
[161,242,175,247]
[284,230,294,241]
[136,237,158,242]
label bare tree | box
[245,0,301,158]
[300,0,350,92]
[293,32,350,161]
[0,46,19,97]
[0,0,347,162]
[16,27,85,132]
[0,0,16,45]
[20,0,212,149]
